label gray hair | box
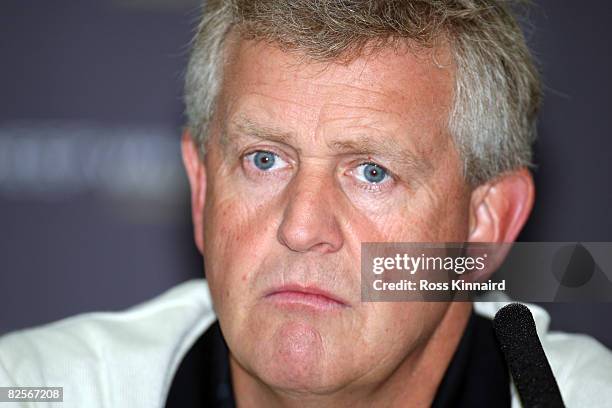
[185,0,541,185]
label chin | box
[243,317,349,394]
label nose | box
[277,170,344,254]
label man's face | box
[199,38,472,393]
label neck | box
[230,302,472,408]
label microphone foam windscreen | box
[494,303,565,408]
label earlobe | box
[468,168,535,243]
[181,130,207,254]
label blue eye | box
[245,150,289,172]
[253,151,275,170]
[356,163,389,184]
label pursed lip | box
[264,284,350,310]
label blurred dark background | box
[1,1,611,346]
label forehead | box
[217,37,455,149]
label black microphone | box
[493,303,565,408]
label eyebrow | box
[225,115,296,147]
[225,115,434,181]
[327,136,429,172]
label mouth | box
[264,284,349,311]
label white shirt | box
[1,279,611,407]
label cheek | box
[401,178,472,241]
[202,192,272,298]
[425,183,471,240]
[343,185,470,244]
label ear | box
[464,168,534,281]
[468,168,535,243]
[181,130,207,254]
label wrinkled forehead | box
[213,34,456,156]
